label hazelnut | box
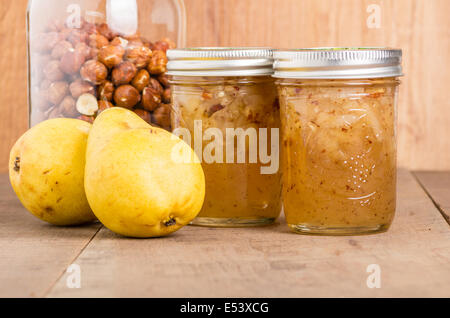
[66,29,88,46]
[147,50,168,75]
[33,88,50,111]
[76,93,98,116]
[131,69,150,92]
[152,38,176,52]
[46,105,64,119]
[124,32,142,42]
[88,33,109,49]
[98,100,114,113]
[51,41,73,59]
[134,109,151,124]
[80,60,108,84]
[141,87,161,112]
[59,95,79,117]
[110,36,129,48]
[88,47,100,60]
[35,32,60,52]
[40,79,52,91]
[70,79,95,99]
[149,77,163,95]
[157,74,170,88]
[43,60,64,81]
[97,23,117,40]
[74,42,92,60]
[60,50,86,74]
[114,85,141,109]
[59,28,72,41]
[112,61,137,86]
[162,88,171,103]
[45,19,65,32]
[126,46,152,68]
[47,81,69,105]
[82,22,98,35]
[77,115,95,124]
[97,81,115,101]
[152,104,171,130]
[98,45,125,68]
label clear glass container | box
[167,48,282,227]
[273,48,402,235]
[27,0,186,128]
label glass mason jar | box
[167,48,282,227]
[27,0,186,128]
[273,48,402,235]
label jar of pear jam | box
[167,48,282,227]
[273,48,402,235]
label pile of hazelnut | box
[30,19,173,130]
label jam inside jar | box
[277,77,399,235]
[169,75,282,227]
[273,47,402,235]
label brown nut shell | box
[141,87,161,112]
[162,88,171,103]
[74,42,92,60]
[98,100,114,113]
[157,73,170,88]
[131,69,150,92]
[88,33,109,49]
[43,60,64,81]
[35,32,61,52]
[97,23,117,40]
[126,46,152,69]
[47,81,69,105]
[80,59,108,84]
[149,77,164,95]
[114,85,141,109]
[111,61,137,86]
[66,29,88,46]
[98,45,125,68]
[51,41,73,59]
[152,104,171,130]
[60,50,86,75]
[69,79,95,99]
[77,115,95,124]
[147,50,168,75]
[59,95,79,117]
[97,81,115,102]
[134,109,152,124]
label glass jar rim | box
[273,47,403,79]
[166,47,274,77]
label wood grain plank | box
[183,0,450,171]
[0,0,29,175]
[414,171,450,225]
[0,0,450,172]
[0,175,102,297]
[47,170,450,298]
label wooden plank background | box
[0,0,449,172]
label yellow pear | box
[9,118,96,225]
[85,107,205,238]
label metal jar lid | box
[273,47,403,79]
[166,47,274,76]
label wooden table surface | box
[0,169,449,298]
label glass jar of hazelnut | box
[27,0,186,130]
